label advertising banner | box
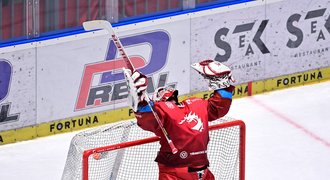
[190,0,330,91]
[0,45,37,131]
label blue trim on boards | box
[0,28,86,48]
[0,0,253,48]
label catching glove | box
[191,60,235,90]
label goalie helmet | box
[153,86,178,102]
[191,59,234,90]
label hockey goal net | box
[62,117,245,180]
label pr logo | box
[75,31,173,110]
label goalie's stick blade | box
[82,20,134,71]
[82,20,115,35]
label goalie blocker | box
[123,68,148,112]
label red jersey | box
[135,88,233,168]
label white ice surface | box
[0,81,330,180]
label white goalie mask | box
[152,86,178,102]
[191,60,234,90]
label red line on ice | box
[250,97,330,149]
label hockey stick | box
[83,20,178,154]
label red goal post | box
[62,118,246,180]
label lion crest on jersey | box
[179,112,203,132]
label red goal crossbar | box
[82,120,245,180]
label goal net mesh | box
[62,117,245,180]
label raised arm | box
[122,68,158,132]
[191,59,235,121]
[207,85,235,121]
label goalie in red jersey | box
[124,59,235,180]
